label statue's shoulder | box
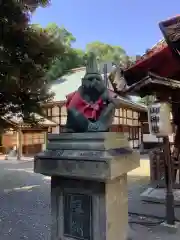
[66,87,82,100]
[66,91,77,108]
[66,88,84,108]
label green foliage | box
[138,96,155,105]
[21,0,51,11]
[86,41,127,65]
[45,23,85,81]
[45,23,76,46]
[46,29,130,81]
[0,0,64,121]
[0,0,133,126]
[47,48,85,81]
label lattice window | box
[24,132,45,145]
[47,108,52,117]
[52,106,60,116]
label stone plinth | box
[34,132,140,240]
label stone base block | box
[35,132,140,181]
[51,175,128,240]
[141,187,180,206]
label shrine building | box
[123,39,177,147]
[121,15,180,185]
[0,113,57,157]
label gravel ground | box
[0,160,179,240]
[0,161,51,240]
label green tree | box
[45,23,76,46]
[0,0,65,121]
[86,41,127,65]
[45,24,86,81]
[46,29,130,82]
[21,0,50,11]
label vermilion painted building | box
[121,15,180,184]
[123,39,179,148]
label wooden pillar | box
[163,136,175,224]
[17,127,23,160]
[44,131,48,150]
[140,122,144,151]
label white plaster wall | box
[129,140,133,148]
[133,140,139,148]
[143,134,159,142]
[51,126,60,134]
[143,133,174,143]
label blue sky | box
[32,0,180,56]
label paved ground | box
[0,158,179,239]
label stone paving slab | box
[128,182,180,221]
[141,187,180,205]
[128,156,180,221]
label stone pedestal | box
[34,132,140,240]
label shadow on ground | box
[1,160,179,239]
[0,161,151,239]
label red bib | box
[66,91,104,120]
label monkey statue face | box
[82,73,106,95]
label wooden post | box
[163,136,175,225]
[17,126,22,160]
[43,131,48,150]
[149,98,175,224]
[140,122,144,152]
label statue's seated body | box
[65,54,117,132]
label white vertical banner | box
[99,62,113,74]
[148,102,172,137]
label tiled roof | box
[124,39,168,70]
[50,68,147,111]
[2,113,57,128]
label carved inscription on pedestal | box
[63,193,92,240]
[46,149,105,160]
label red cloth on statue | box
[66,91,104,120]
